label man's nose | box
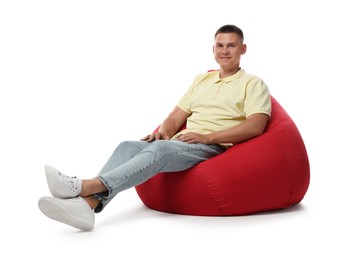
[222,46,229,54]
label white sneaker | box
[45,165,82,199]
[38,196,95,231]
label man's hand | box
[177,132,211,144]
[141,132,170,142]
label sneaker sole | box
[38,197,94,231]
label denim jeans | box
[93,140,226,213]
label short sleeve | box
[177,88,192,114]
[176,75,203,114]
[244,77,271,117]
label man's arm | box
[177,113,269,145]
[142,106,191,142]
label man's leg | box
[93,140,225,212]
[98,141,152,175]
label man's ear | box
[241,44,247,55]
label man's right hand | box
[141,132,170,142]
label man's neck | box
[219,66,241,79]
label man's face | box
[213,33,246,70]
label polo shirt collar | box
[213,68,245,83]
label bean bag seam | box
[194,170,225,215]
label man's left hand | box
[177,132,211,144]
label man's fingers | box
[143,133,158,142]
[141,135,150,141]
[142,132,170,142]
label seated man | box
[38,24,271,231]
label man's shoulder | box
[241,71,264,82]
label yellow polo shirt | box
[172,69,271,145]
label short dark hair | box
[214,24,244,43]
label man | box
[38,24,271,231]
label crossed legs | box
[38,140,225,230]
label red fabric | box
[135,97,310,215]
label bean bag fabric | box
[135,97,310,216]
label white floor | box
[6,170,348,259]
[1,0,347,259]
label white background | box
[1,0,347,259]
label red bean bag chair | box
[135,97,310,216]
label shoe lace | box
[59,173,79,192]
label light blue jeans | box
[93,140,226,212]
